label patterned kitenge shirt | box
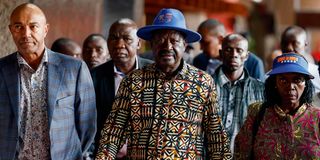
[96,62,232,160]
[17,52,50,159]
[235,102,320,159]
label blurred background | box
[2,0,320,70]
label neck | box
[158,61,183,79]
[278,102,301,114]
[222,67,244,82]
[115,59,136,75]
[20,49,45,70]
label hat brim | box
[267,63,314,79]
[137,25,201,43]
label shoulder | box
[247,76,265,86]
[193,53,206,61]
[138,56,154,64]
[0,52,17,66]
[248,53,263,63]
[91,60,113,75]
[184,64,214,88]
[248,102,265,116]
[48,50,83,68]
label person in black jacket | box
[90,18,153,159]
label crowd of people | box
[0,2,320,160]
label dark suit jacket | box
[0,49,96,160]
[90,57,153,150]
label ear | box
[44,23,49,37]
[243,51,249,61]
[218,35,224,44]
[8,25,14,34]
[137,39,141,49]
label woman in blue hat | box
[234,53,319,159]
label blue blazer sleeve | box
[75,61,97,154]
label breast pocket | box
[54,95,75,126]
[56,95,75,107]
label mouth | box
[286,92,297,100]
[158,50,175,59]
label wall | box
[0,0,104,58]
[0,0,28,57]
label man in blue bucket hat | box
[96,8,232,159]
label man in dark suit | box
[0,3,96,160]
[91,18,153,158]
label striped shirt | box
[212,67,264,153]
[96,62,232,159]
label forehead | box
[109,23,137,35]
[223,38,247,49]
[85,37,107,46]
[10,6,46,24]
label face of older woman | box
[276,73,306,108]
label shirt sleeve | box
[95,76,131,160]
[204,82,232,160]
[234,102,262,160]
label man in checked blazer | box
[90,18,153,158]
[0,3,96,159]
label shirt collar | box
[113,56,139,76]
[274,103,307,118]
[156,60,188,80]
[217,67,245,86]
[17,49,48,68]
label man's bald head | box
[197,19,226,59]
[109,18,138,32]
[281,25,307,55]
[107,18,140,72]
[10,3,47,25]
[222,34,248,50]
[9,3,49,61]
[197,19,226,37]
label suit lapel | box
[2,53,20,124]
[47,49,64,125]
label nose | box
[115,38,125,48]
[21,26,32,37]
[227,49,239,58]
[161,39,173,50]
[90,49,98,58]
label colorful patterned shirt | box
[235,102,320,159]
[212,67,264,153]
[17,52,50,159]
[96,62,232,160]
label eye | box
[225,47,233,52]
[96,47,104,53]
[12,24,23,32]
[124,37,133,43]
[278,78,287,85]
[237,49,244,54]
[293,77,305,84]
[29,24,39,30]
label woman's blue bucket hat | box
[268,53,314,79]
[137,8,201,43]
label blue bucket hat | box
[137,8,201,43]
[268,53,314,79]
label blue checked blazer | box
[0,49,97,160]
